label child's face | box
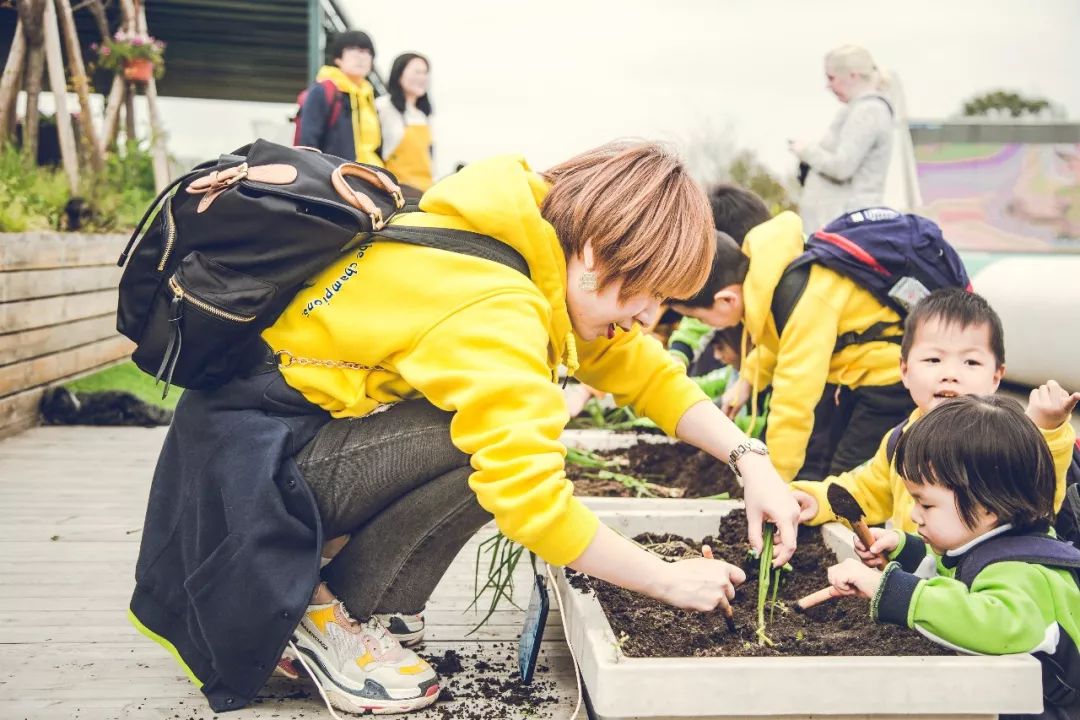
[670,284,743,329]
[904,479,999,555]
[900,318,1004,414]
[713,343,740,369]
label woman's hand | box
[853,527,901,568]
[719,377,752,419]
[655,556,747,612]
[738,453,800,567]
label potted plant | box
[93,29,166,83]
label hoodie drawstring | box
[559,332,580,387]
[741,326,762,438]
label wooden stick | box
[55,0,105,173]
[101,75,124,152]
[795,585,842,612]
[851,518,887,569]
[0,18,27,145]
[43,0,79,194]
[137,2,171,191]
[701,545,737,632]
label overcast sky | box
[151,0,1079,179]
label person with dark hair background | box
[377,53,435,193]
[296,30,383,165]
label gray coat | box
[798,94,894,231]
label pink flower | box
[101,46,111,56]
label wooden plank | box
[0,314,117,367]
[0,289,118,334]
[0,335,134,398]
[0,233,127,271]
[0,265,122,303]
[0,387,43,440]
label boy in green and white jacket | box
[827,395,1080,720]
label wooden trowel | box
[827,484,887,569]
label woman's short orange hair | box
[540,141,715,301]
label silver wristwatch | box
[728,439,769,478]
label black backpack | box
[954,532,1080,711]
[771,209,971,351]
[116,139,528,396]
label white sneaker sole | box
[292,635,440,715]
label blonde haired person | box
[791,44,895,231]
[260,142,801,713]
[377,52,435,193]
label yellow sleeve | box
[791,429,896,526]
[740,345,777,391]
[574,326,709,436]
[765,287,841,481]
[395,291,598,566]
[1041,420,1077,512]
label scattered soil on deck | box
[422,645,560,719]
[568,440,742,499]
[568,514,949,658]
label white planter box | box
[561,428,677,451]
[562,499,1043,719]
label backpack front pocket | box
[132,251,277,396]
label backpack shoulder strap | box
[377,223,530,279]
[318,79,344,129]
[884,420,907,464]
[771,258,812,338]
[955,533,1080,588]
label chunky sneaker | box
[291,601,440,715]
[374,612,425,648]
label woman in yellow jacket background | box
[261,142,801,714]
[377,52,435,192]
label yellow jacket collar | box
[316,66,373,100]
[741,211,806,342]
[416,156,577,374]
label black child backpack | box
[116,139,527,396]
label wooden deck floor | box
[0,427,581,719]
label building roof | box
[0,0,348,104]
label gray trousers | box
[295,399,493,617]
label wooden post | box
[17,0,48,161]
[55,0,105,174]
[0,19,27,145]
[42,0,79,194]
[136,2,170,191]
[122,81,136,143]
[101,75,124,152]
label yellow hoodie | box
[791,408,1076,531]
[262,156,708,565]
[739,212,905,481]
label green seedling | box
[467,532,525,634]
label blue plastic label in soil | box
[518,572,549,683]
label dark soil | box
[421,645,561,719]
[568,514,950,658]
[567,440,742,499]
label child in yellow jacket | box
[791,288,1078,533]
[670,186,914,481]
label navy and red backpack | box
[292,79,343,146]
[772,208,972,351]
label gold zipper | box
[156,196,177,272]
[168,276,256,323]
